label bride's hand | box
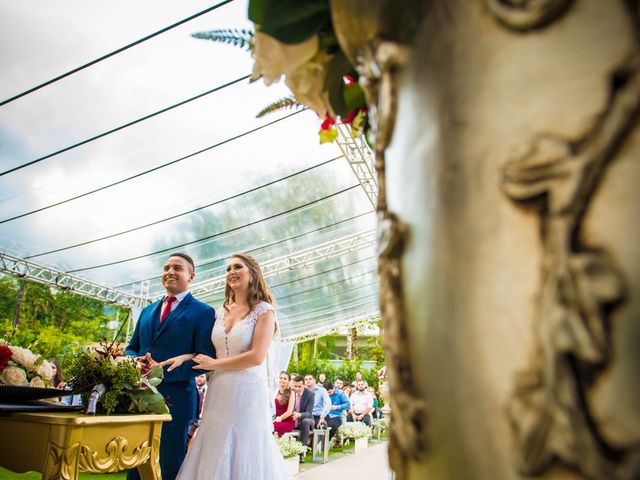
[192,354,216,371]
[159,353,194,372]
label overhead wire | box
[0,74,251,177]
[25,155,343,259]
[200,255,377,304]
[66,184,361,273]
[117,211,376,290]
[0,109,306,225]
[0,1,236,108]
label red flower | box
[320,114,336,131]
[343,109,358,125]
[0,345,12,371]
[343,75,356,86]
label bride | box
[161,253,293,480]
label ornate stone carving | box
[501,54,640,479]
[78,436,153,473]
[47,442,80,480]
[355,38,428,480]
[487,0,574,31]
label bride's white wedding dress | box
[177,301,293,480]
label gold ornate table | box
[0,411,171,479]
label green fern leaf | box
[191,28,254,51]
[256,96,305,118]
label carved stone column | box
[332,1,640,479]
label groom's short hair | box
[169,252,195,272]
[293,375,304,383]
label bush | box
[287,357,380,390]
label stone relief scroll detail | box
[501,55,640,480]
[487,0,573,31]
[356,40,428,480]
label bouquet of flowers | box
[273,433,308,459]
[66,341,169,415]
[0,339,54,387]
[194,0,369,144]
[376,417,389,433]
[338,421,373,439]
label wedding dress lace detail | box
[176,302,292,480]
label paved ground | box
[296,441,392,479]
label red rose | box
[0,345,12,371]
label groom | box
[125,252,215,480]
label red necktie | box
[160,296,176,324]
[295,394,301,426]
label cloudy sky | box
[0,0,362,288]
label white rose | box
[29,376,45,388]
[252,31,319,85]
[9,346,39,371]
[285,52,333,117]
[0,365,28,385]
[37,360,54,381]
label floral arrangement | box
[273,433,308,459]
[376,417,389,433]
[0,339,54,387]
[338,421,373,439]
[193,0,369,144]
[66,341,169,415]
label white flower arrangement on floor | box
[274,433,308,460]
[376,418,389,433]
[338,421,373,439]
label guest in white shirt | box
[347,380,374,425]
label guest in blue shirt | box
[325,378,351,439]
[304,374,331,428]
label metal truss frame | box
[184,228,377,300]
[335,122,377,208]
[0,252,147,308]
[280,311,381,343]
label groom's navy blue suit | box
[125,292,215,480]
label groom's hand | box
[141,352,159,369]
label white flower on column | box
[252,31,319,85]
[285,52,333,117]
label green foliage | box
[0,275,130,377]
[66,344,169,415]
[287,355,379,388]
[192,28,254,50]
[249,0,330,44]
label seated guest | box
[318,372,327,384]
[291,375,315,450]
[347,379,374,425]
[187,373,208,449]
[342,384,352,399]
[325,381,350,440]
[350,371,369,387]
[305,374,331,428]
[273,371,295,437]
[368,386,382,419]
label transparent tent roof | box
[0,0,380,340]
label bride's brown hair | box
[223,253,274,311]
